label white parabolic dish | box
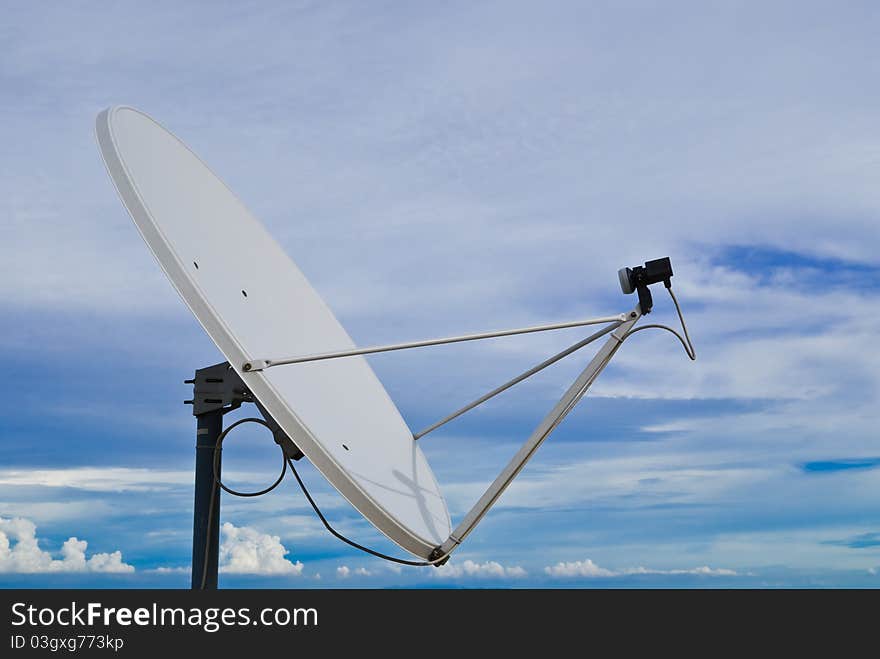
[96,106,451,558]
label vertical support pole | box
[191,409,222,590]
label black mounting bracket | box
[184,362,251,416]
[428,545,450,566]
[185,362,303,461]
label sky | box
[1,1,879,588]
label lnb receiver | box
[618,257,674,314]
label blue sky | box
[2,1,879,587]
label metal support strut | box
[435,307,641,557]
[243,314,627,372]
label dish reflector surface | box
[96,106,451,557]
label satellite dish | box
[96,106,450,557]
[96,106,695,579]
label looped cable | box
[199,416,289,589]
[212,417,287,498]
[623,286,696,360]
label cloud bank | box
[0,516,133,573]
[433,559,527,579]
[544,558,736,578]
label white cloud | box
[543,559,615,578]
[0,501,115,525]
[0,467,284,494]
[544,558,736,578]
[219,522,303,576]
[0,468,191,492]
[0,516,133,573]
[621,566,737,577]
[433,559,527,579]
[336,565,372,579]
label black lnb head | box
[617,257,674,314]
[618,257,674,293]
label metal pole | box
[191,409,222,590]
